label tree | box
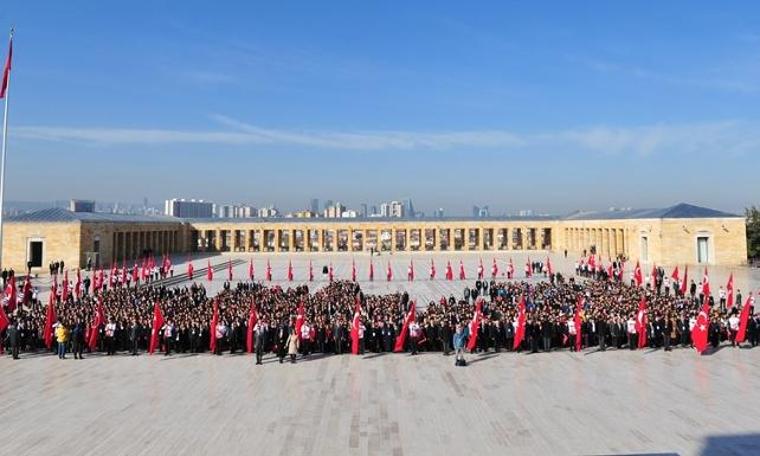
[746,206,760,260]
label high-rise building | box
[164,198,214,218]
[324,202,347,218]
[434,208,445,218]
[324,200,334,212]
[310,198,320,214]
[478,205,490,217]
[360,203,368,218]
[258,206,280,218]
[472,205,480,218]
[380,201,405,218]
[404,198,416,218]
[70,199,95,213]
[217,204,257,218]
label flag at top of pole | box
[0,27,14,270]
[0,28,11,99]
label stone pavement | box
[1,345,759,455]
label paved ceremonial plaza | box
[1,251,759,456]
[2,336,760,455]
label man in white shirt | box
[728,312,740,347]
[105,318,117,355]
[627,316,637,350]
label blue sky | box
[1,1,760,215]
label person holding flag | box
[429,259,436,280]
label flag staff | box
[0,27,14,270]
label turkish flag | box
[295,301,305,340]
[680,266,689,295]
[737,295,752,343]
[650,263,657,286]
[0,34,11,99]
[459,261,466,280]
[248,259,254,280]
[546,257,553,276]
[445,261,453,281]
[508,259,515,279]
[701,267,710,296]
[0,301,9,333]
[636,297,648,349]
[246,300,258,353]
[368,261,374,281]
[121,261,127,287]
[4,272,16,311]
[726,273,735,308]
[466,297,483,352]
[206,260,213,282]
[75,268,82,298]
[87,297,105,350]
[350,295,361,355]
[491,258,498,278]
[24,274,34,305]
[287,260,294,282]
[209,300,219,352]
[671,266,680,283]
[393,302,416,352]
[266,260,272,281]
[691,298,711,355]
[634,261,643,287]
[328,263,334,282]
[525,258,532,278]
[386,262,393,282]
[149,302,164,355]
[187,262,194,281]
[513,295,527,350]
[477,258,484,280]
[43,291,57,349]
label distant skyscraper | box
[164,198,214,218]
[380,201,405,218]
[472,205,480,218]
[478,205,490,217]
[434,208,445,218]
[360,203,368,218]
[404,198,415,218]
[70,199,95,213]
[310,198,320,214]
[371,205,378,216]
[324,200,334,212]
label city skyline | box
[2,2,760,214]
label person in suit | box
[71,319,86,359]
[129,318,141,356]
[277,322,288,363]
[440,320,452,355]
[5,319,20,359]
[254,320,268,365]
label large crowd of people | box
[2,263,759,362]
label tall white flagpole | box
[0,27,13,270]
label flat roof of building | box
[5,203,741,224]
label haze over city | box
[2,1,760,215]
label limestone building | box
[1,203,746,272]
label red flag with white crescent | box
[0,31,11,99]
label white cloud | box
[12,118,760,157]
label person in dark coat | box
[253,320,268,365]
[440,320,452,355]
[71,319,86,359]
[5,320,20,359]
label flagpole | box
[0,27,13,270]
